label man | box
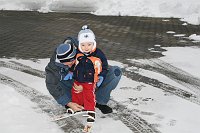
[45,36,122,114]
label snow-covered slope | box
[1,46,200,133]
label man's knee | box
[109,66,122,77]
[113,66,122,77]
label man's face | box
[63,60,75,67]
[80,42,94,53]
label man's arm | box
[45,49,71,106]
[95,48,109,79]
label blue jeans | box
[59,66,122,106]
[95,66,122,104]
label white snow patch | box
[189,34,200,42]
[0,84,64,133]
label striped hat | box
[56,43,76,63]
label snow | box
[166,31,176,34]
[160,46,200,79]
[0,84,64,133]
[173,34,186,37]
[189,34,200,42]
[111,82,200,133]
[0,67,49,95]
[93,118,132,133]
[1,46,200,133]
[0,0,200,25]
[132,67,194,93]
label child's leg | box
[71,81,84,107]
[82,83,96,127]
[82,83,96,111]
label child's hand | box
[97,76,104,87]
[67,102,84,112]
[64,72,73,80]
[74,83,83,93]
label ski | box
[52,111,87,121]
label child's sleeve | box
[96,49,109,79]
[68,64,75,72]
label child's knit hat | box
[78,25,96,53]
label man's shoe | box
[96,103,113,114]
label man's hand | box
[67,102,84,112]
[73,83,83,93]
[64,72,73,80]
[97,76,104,87]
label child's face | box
[80,42,94,53]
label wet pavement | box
[0,10,200,62]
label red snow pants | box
[71,81,96,111]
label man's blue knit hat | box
[56,43,76,63]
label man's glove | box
[97,76,104,87]
[64,72,73,80]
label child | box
[68,25,108,131]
